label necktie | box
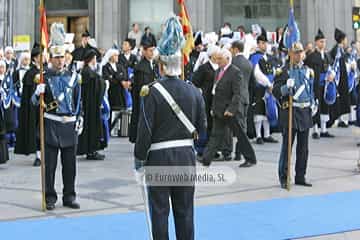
[216,68,225,81]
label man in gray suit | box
[200,48,256,167]
[231,41,255,167]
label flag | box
[39,4,48,50]
[178,0,194,65]
[283,2,300,49]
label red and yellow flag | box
[39,4,48,50]
[178,0,194,65]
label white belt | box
[44,113,77,123]
[149,139,193,151]
[293,102,311,108]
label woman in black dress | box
[78,50,106,160]
[102,48,130,137]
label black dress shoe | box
[263,136,278,143]
[349,121,356,126]
[280,182,288,189]
[295,181,312,187]
[63,201,80,209]
[338,121,349,128]
[234,154,242,161]
[320,132,335,138]
[46,203,55,211]
[197,156,211,167]
[238,162,255,168]
[312,132,320,139]
[256,138,264,145]
[223,154,232,161]
[86,152,105,160]
[33,158,41,167]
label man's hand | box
[134,158,145,184]
[75,116,84,135]
[35,83,46,96]
[121,81,131,89]
[351,61,357,71]
[327,70,336,82]
[134,158,145,171]
[224,111,234,117]
[286,78,295,89]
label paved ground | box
[1,126,360,239]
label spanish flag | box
[39,3,48,50]
[178,0,194,65]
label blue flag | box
[284,7,300,49]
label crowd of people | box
[0,18,359,206]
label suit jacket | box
[232,54,251,105]
[72,44,101,62]
[192,62,216,111]
[102,62,128,110]
[212,64,241,118]
[192,61,216,132]
[119,53,138,70]
[135,76,207,164]
[129,58,157,143]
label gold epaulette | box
[140,81,158,97]
[275,68,283,76]
[34,74,40,84]
[77,75,82,85]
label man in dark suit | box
[200,48,256,167]
[72,30,101,64]
[191,45,220,156]
[230,41,255,166]
[129,41,158,143]
[119,38,138,70]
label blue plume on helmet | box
[157,15,185,56]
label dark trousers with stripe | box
[148,186,194,240]
[278,128,309,183]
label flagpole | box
[39,0,46,211]
[286,0,295,191]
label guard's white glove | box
[35,83,46,96]
[311,99,319,117]
[0,88,5,101]
[75,116,84,135]
[76,61,84,71]
[286,78,295,89]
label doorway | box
[47,16,89,47]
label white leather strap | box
[293,102,311,108]
[293,84,305,100]
[44,113,77,123]
[153,83,196,134]
[149,139,193,151]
